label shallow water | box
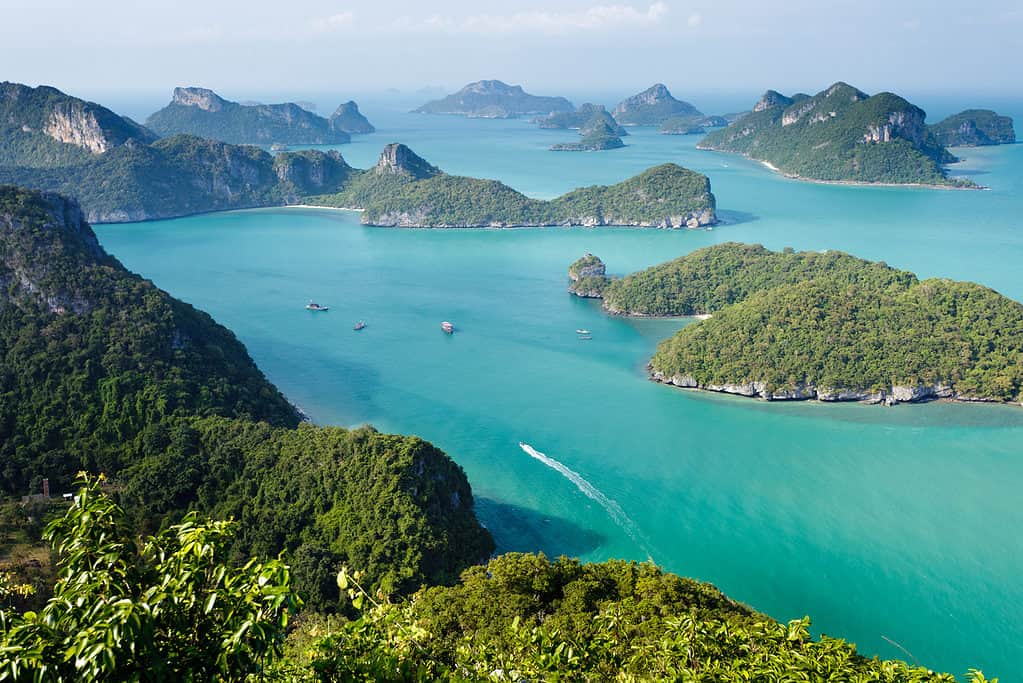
[97,97,1023,678]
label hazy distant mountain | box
[146,87,352,145]
[414,80,573,118]
[612,84,702,126]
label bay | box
[96,97,1023,678]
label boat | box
[353,321,366,330]
[441,321,454,334]
[575,329,590,335]
[305,301,329,312]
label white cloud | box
[687,12,702,27]
[312,11,355,32]
[394,2,669,35]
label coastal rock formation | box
[373,143,440,179]
[329,101,375,134]
[414,80,573,118]
[699,82,966,186]
[1,81,155,160]
[612,84,702,126]
[567,254,610,297]
[929,109,1016,146]
[273,150,354,198]
[146,87,351,145]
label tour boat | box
[441,321,454,334]
[353,321,366,330]
[305,301,329,311]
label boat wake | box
[518,442,654,561]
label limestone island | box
[698,83,984,187]
[146,87,374,145]
[928,109,1016,147]
[413,80,573,118]
[612,84,702,126]
[659,115,728,135]
[534,103,628,135]
[569,243,1023,406]
[308,144,713,227]
[550,120,625,152]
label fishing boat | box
[576,329,590,335]
[353,321,366,330]
[305,301,329,311]
[441,321,454,334]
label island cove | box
[569,244,1023,407]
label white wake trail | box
[518,442,653,560]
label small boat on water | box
[576,329,590,335]
[441,321,454,334]
[305,301,329,312]
[353,321,366,330]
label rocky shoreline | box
[648,369,1005,406]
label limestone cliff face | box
[862,108,928,147]
[753,90,793,112]
[171,86,227,112]
[374,143,440,179]
[649,370,990,406]
[273,150,353,198]
[0,189,111,315]
[0,82,156,156]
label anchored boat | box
[305,301,329,312]
[441,321,454,334]
[353,321,366,330]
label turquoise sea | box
[96,94,1023,678]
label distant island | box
[146,87,370,145]
[699,82,979,187]
[413,80,573,118]
[660,115,727,135]
[929,109,1016,147]
[329,100,375,134]
[570,243,1023,406]
[612,84,702,126]
[550,119,626,152]
[309,143,714,227]
[534,103,628,135]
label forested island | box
[612,83,702,126]
[0,187,973,680]
[549,120,626,151]
[571,243,1023,405]
[309,143,715,227]
[534,103,628,135]
[929,109,1016,147]
[414,79,573,118]
[699,83,977,187]
[146,86,369,145]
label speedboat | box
[576,329,590,334]
[353,321,366,330]
[441,321,454,334]
[305,301,329,311]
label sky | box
[2,0,1021,101]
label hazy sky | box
[3,0,1021,98]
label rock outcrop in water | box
[329,101,375,134]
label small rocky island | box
[413,80,573,118]
[699,83,984,187]
[928,109,1016,147]
[550,120,625,152]
[146,87,373,145]
[569,243,1023,406]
